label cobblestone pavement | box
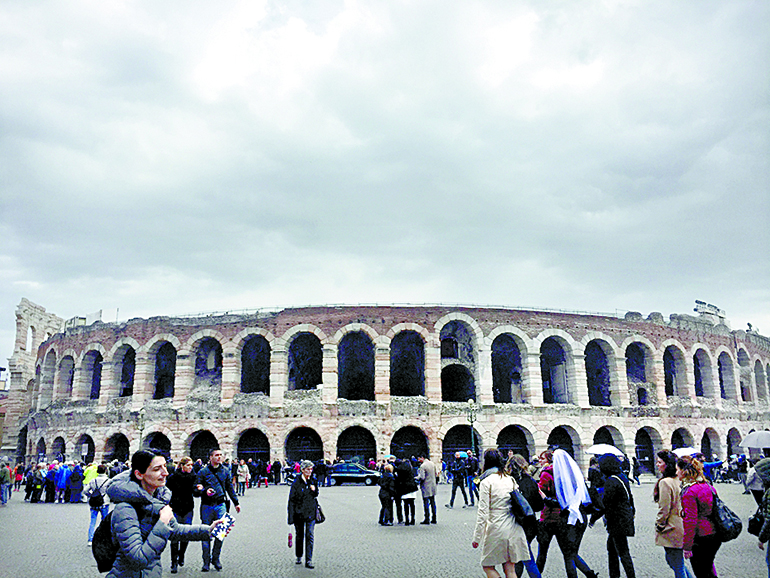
[0,480,765,577]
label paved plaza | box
[0,479,766,578]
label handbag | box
[315,503,325,524]
[748,507,764,536]
[710,489,742,542]
[509,488,537,542]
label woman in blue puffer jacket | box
[106,450,222,578]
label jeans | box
[294,518,315,562]
[200,503,227,567]
[515,541,543,578]
[88,505,110,541]
[449,480,468,506]
[664,547,693,578]
[537,518,594,578]
[690,533,720,578]
[1,483,10,505]
[379,496,393,524]
[422,495,436,522]
[467,475,478,505]
[171,510,193,567]
[607,534,636,578]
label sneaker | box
[445,504,453,508]
[305,561,314,569]
[296,557,302,565]
[87,542,92,547]
[201,566,209,572]
[212,560,223,571]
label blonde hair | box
[177,456,193,468]
[384,464,394,473]
[676,455,706,484]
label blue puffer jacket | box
[106,472,210,578]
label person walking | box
[753,457,770,577]
[235,459,250,497]
[84,464,112,546]
[106,450,221,578]
[417,455,437,524]
[166,456,197,573]
[507,454,543,578]
[468,451,480,507]
[288,460,319,569]
[0,461,11,506]
[654,450,692,578]
[678,455,719,578]
[195,448,241,572]
[598,454,637,578]
[747,460,766,506]
[472,449,541,578]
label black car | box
[329,463,381,486]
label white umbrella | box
[740,431,770,449]
[585,444,624,457]
[673,447,699,457]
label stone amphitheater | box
[3,298,769,472]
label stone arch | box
[236,428,271,463]
[113,343,137,398]
[75,433,96,463]
[142,333,183,355]
[143,431,172,458]
[537,332,575,404]
[700,427,721,461]
[438,318,480,400]
[51,436,66,461]
[491,333,525,404]
[661,341,687,397]
[331,323,381,345]
[390,426,429,459]
[39,349,57,409]
[240,334,271,394]
[82,348,105,401]
[584,338,613,407]
[104,432,130,463]
[285,427,324,463]
[280,324,329,345]
[634,425,663,473]
[692,347,715,398]
[717,349,737,400]
[441,424,483,462]
[57,354,76,399]
[287,332,323,391]
[671,427,694,450]
[593,425,625,452]
[546,424,581,458]
[496,424,535,462]
[434,312,485,347]
[726,428,742,457]
[152,340,177,400]
[189,334,223,393]
[336,425,377,463]
[755,359,767,401]
[389,330,426,397]
[187,430,220,463]
[337,331,375,401]
[35,437,46,461]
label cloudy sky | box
[1,0,768,366]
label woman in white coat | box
[472,449,541,578]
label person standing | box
[288,460,319,569]
[467,452,480,507]
[447,452,469,508]
[417,455,437,524]
[0,461,11,506]
[84,464,111,545]
[378,464,396,526]
[678,455,719,578]
[272,459,282,485]
[394,458,418,525]
[653,450,692,578]
[235,460,250,496]
[598,454,637,578]
[167,456,197,573]
[753,457,770,577]
[196,448,241,572]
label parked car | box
[329,462,381,486]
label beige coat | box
[472,472,529,567]
[655,476,685,549]
[418,459,437,498]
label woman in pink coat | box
[677,455,719,578]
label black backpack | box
[92,504,140,572]
[88,480,106,508]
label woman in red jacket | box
[677,455,719,578]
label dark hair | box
[539,450,553,464]
[657,450,677,478]
[208,447,222,458]
[483,448,504,472]
[97,464,107,474]
[130,450,163,483]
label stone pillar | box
[98,361,117,408]
[321,344,338,405]
[651,356,668,409]
[71,366,87,402]
[270,347,287,408]
[132,351,154,410]
[682,355,697,401]
[221,351,239,408]
[610,354,630,407]
[709,358,723,409]
[522,352,544,406]
[477,345,494,406]
[374,345,390,403]
[424,334,442,402]
[173,352,194,410]
[572,353,590,408]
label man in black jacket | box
[288,460,320,568]
[196,448,240,572]
[446,453,469,508]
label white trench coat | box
[472,472,530,567]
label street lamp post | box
[466,398,478,458]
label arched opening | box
[593,426,618,447]
[693,349,713,398]
[663,345,686,397]
[541,337,569,404]
[237,428,270,463]
[337,426,376,463]
[700,429,718,461]
[40,350,56,408]
[288,333,322,391]
[442,425,482,463]
[496,425,531,462]
[143,432,171,459]
[726,428,742,458]
[738,350,752,402]
[337,331,375,401]
[59,356,75,397]
[491,334,523,404]
[189,431,219,464]
[671,428,693,450]
[194,337,223,391]
[625,343,648,383]
[16,425,28,463]
[637,388,648,405]
[755,360,767,401]
[104,433,130,463]
[154,342,176,399]
[634,428,657,474]
[76,434,95,463]
[389,331,425,397]
[285,427,323,463]
[241,335,270,394]
[51,436,66,462]
[441,365,475,402]
[547,426,576,456]
[585,340,611,406]
[36,437,46,461]
[116,345,136,397]
[83,350,103,400]
[26,325,34,352]
[718,352,736,400]
[390,426,429,459]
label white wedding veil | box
[553,449,591,525]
